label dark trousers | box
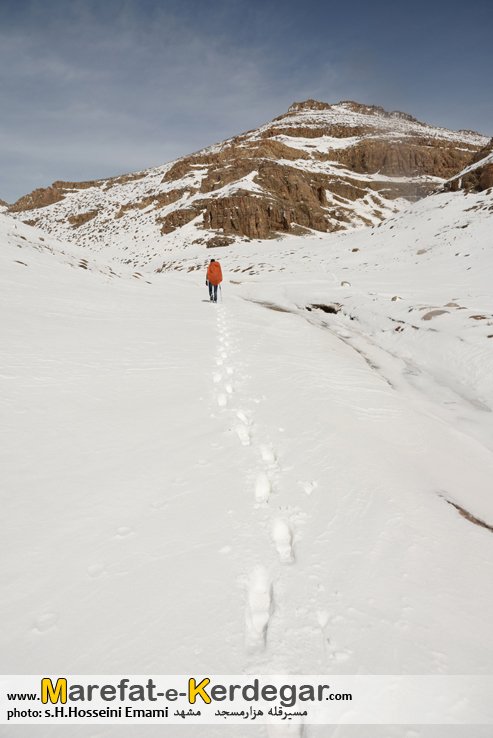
[209,283,218,301]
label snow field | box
[2,183,493,738]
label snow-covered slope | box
[1,165,493,738]
[7,101,490,266]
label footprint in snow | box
[226,367,234,375]
[245,566,273,651]
[213,373,222,383]
[236,409,250,424]
[225,384,234,394]
[260,445,277,465]
[218,394,228,407]
[272,518,294,563]
[220,351,228,359]
[254,472,271,502]
[116,526,133,537]
[300,480,318,496]
[34,613,58,633]
[329,649,352,662]
[87,563,106,578]
[216,358,223,366]
[236,424,251,446]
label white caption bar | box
[1,675,492,725]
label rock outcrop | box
[333,139,475,179]
[443,139,493,193]
[67,210,99,228]
[204,196,290,239]
[158,205,203,234]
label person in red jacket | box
[206,259,223,302]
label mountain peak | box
[288,99,332,112]
[8,102,490,265]
[287,99,421,124]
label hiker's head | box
[210,259,216,263]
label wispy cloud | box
[1,0,491,202]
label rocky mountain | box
[7,100,490,264]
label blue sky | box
[1,0,492,202]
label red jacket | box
[207,262,223,286]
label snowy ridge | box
[245,101,489,147]
[7,101,490,267]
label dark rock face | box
[334,139,475,178]
[443,139,493,193]
[204,196,291,239]
[479,164,493,190]
[158,206,203,235]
